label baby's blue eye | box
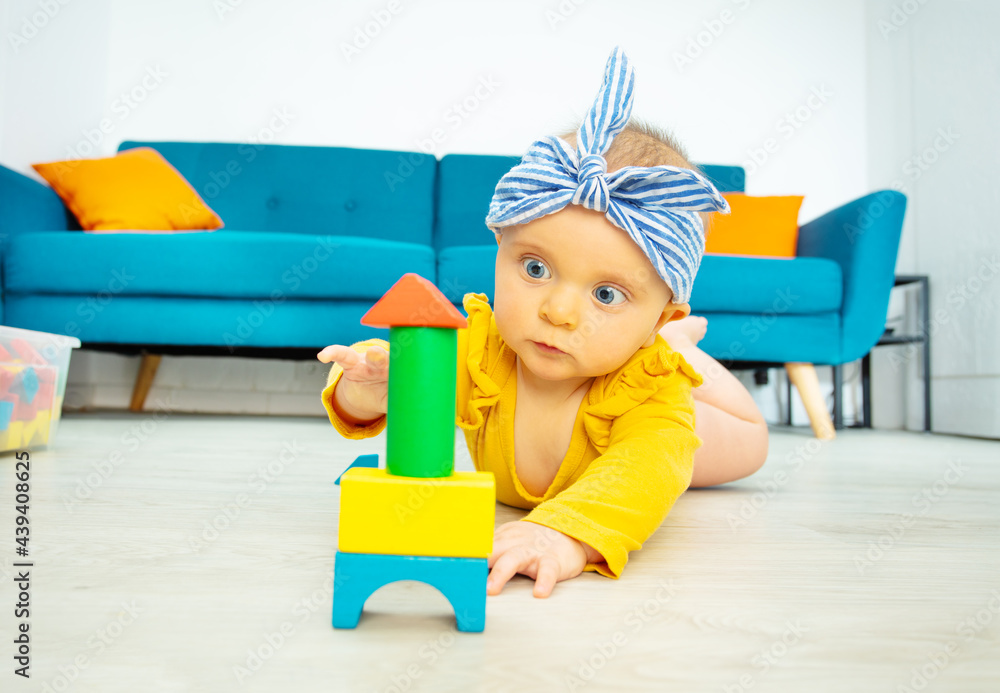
[594,285,626,306]
[522,258,550,279]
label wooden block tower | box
[332,273,496,632]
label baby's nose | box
[539,288,579,328]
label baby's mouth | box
[531,341,567,355]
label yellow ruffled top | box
[322,292,704,579]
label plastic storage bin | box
[0,325,81,452]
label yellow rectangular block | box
[338,468,495,558]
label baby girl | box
[318,47,768,598]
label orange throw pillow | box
[705,193,804,258]
[32,148,223,232]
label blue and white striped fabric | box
[485,46,730,304]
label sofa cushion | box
[437,245,841,315]
[5,231,435,301]
[118,141,436,245]
[705,193,804,258]
[3,294,393,349]
[692,255,842,314]
[695,311,841,364]
[32,147,224,232]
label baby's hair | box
[559,119,713,232]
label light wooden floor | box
[1,413,998,693]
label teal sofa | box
[0,141,906,427]
[0,141,439,350]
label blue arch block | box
[332,551,487,632]
[334,453,379,485]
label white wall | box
[866,0,1000,438]
[2,0,112,170]
[3,0,869,221]
[11,0,991,434]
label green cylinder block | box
[386,326,456,478]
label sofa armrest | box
[796,190,907,364]
[0,163,75,248]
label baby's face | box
[493,205,688,385]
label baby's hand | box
[487,521,592,598]
[316,344,389,423]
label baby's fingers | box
[316,345,359,366]
[487,550,530,596]
[317,345,388,382]
[532,556,562,599]
[364,345,388,371]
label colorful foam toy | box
[0,349,58,451]
[332,273,497,632]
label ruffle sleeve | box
[582,335,703,451]
[455,292,514,432]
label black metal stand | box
[854,275,931,432]
[833,364,843,430]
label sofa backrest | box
[434,154,746,249]
[118,141,436,245]
[0,163,80,240]
[434,154,521,250]
[699,165,745,195]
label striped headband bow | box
[485,46,730,304]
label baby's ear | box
[644,302,690,348]
[495,233,501,246]
[663,302,691,325]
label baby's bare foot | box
[659,315,708,347]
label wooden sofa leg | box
[784,362,836,441]
[130,352,162,412]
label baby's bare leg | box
[660,317,769,488]
[688,400,769,487]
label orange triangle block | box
[361,273,468,329]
